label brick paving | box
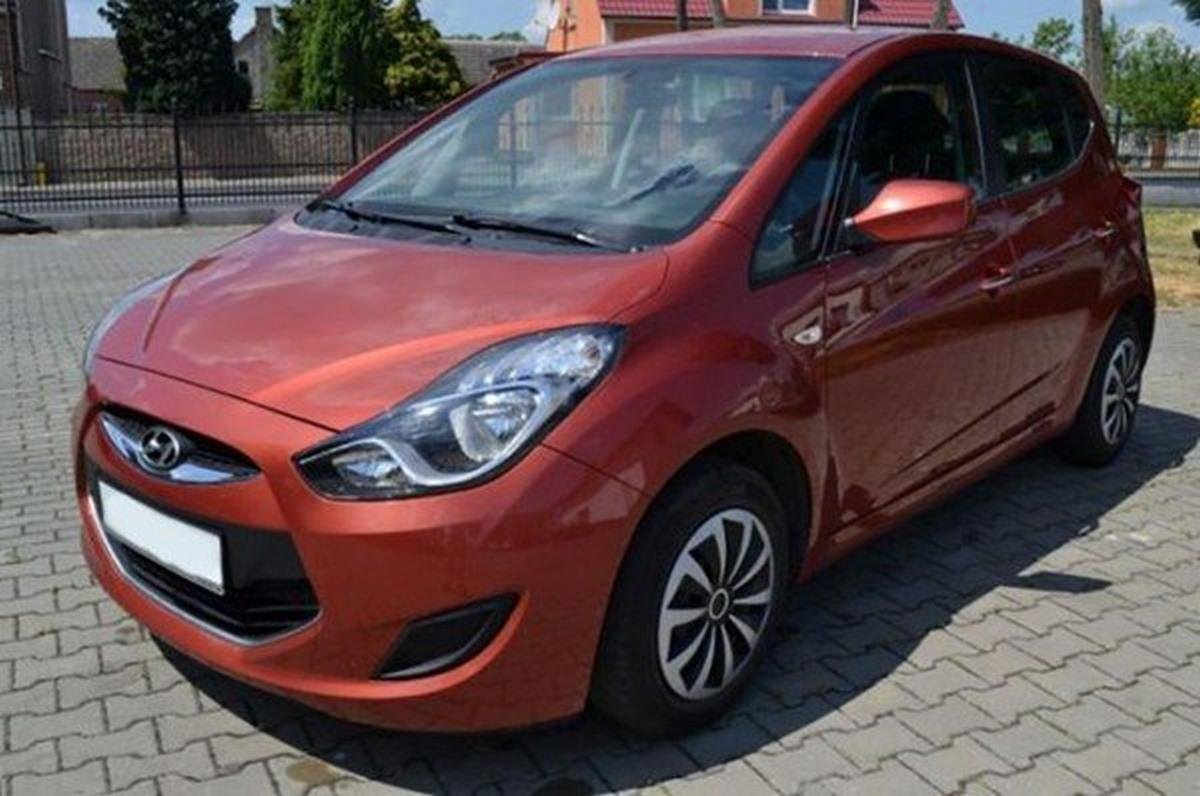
[1,226,1198,795]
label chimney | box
[255,6,274,41]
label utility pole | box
[931,0,951,30]
[709,0,727,27]
[844,0,857,29]
[5,0,28,187]
[1082,0,1107,108]
[676,0,688,31]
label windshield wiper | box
[310,199,467,237]
[451,213,634,252]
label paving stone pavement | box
[1,226,1199,795]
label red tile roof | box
[857,0,963,27]
[595,0,964,29]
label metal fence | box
[0,108,426,217]
[1112,122,1200,175]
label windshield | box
[335,56,838,250]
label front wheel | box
[1059,315,1144,467]
[591,459,790,737]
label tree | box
[709,0,728,27]
[1174,0,1200,23]
[450,32,528,41]
[267,0,314,110]
[384,0,466,107]
[1110,27,1200,130]
[1029,17,1077,62]
[1082,0,1106,107]
[100,0,250,113]
[298,0,395,110]
[931,0,951,30]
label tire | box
[1058,314,1144,467]
[591,458,791,737]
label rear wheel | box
[591,459,790,737]
[1059,315,1143,467]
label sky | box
[65,0,1200,47]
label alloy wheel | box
[1101,338,1141,446]
[656,508,775,702]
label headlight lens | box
[82,270,179,375]
[296,325,623,500]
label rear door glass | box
[975,57,1078,192]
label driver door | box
[823,53,1022,525]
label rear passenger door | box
[973,55,1119,426]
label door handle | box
[1093,221,1119,241]
[981,265,1016,294]
[791,324,823,347]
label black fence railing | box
[0,108,426,217]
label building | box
[445,39,548,87]
[1,0,72,116]
[69,37,124,112]
[546,0,963,51]
[234,6,276,108]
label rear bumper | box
[76,358,646,731]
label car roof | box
[561,25,911,61]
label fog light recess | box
[375,594,517,680]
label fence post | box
[172,102,187,216]
[349,101,360,165]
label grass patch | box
[1144,207,1200,308]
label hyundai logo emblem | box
[137,427,184,472]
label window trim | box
[761,0,816,16]
[969,53,1098,202]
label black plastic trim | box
[374,595,517,680]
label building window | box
[762,0,813,13]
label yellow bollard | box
[34,162,48,186]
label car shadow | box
[157,403,1200,794]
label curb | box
[35,205,293,231]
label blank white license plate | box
[97,481,225,595]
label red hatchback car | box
[76,27,1155,736]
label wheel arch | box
[1120,293,1156,359]
[656,430,814,573]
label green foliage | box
[299,0,396,110]
[384,0,466,107]
[489,31,528,42]
[451,31,527,41]
[100,0,250,113]
[267,0,315,110]
[269,0,466,111]
[1030,18,1077,63]
[1111,26,1200,130]
[1174,0,1200,23]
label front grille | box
[90,473,319,643]
[99,406,259,484]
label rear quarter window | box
[975,56,1080,193]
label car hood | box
[97,218,668,430]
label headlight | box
[82,270,179,376]
[296,325,623,500]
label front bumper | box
[75,358,646,732]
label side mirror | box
[848,179,976,245]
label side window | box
[1059,75,1096,155]
[752,118,847,284]
[841,56,983,219]
[976,57,1077,191]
